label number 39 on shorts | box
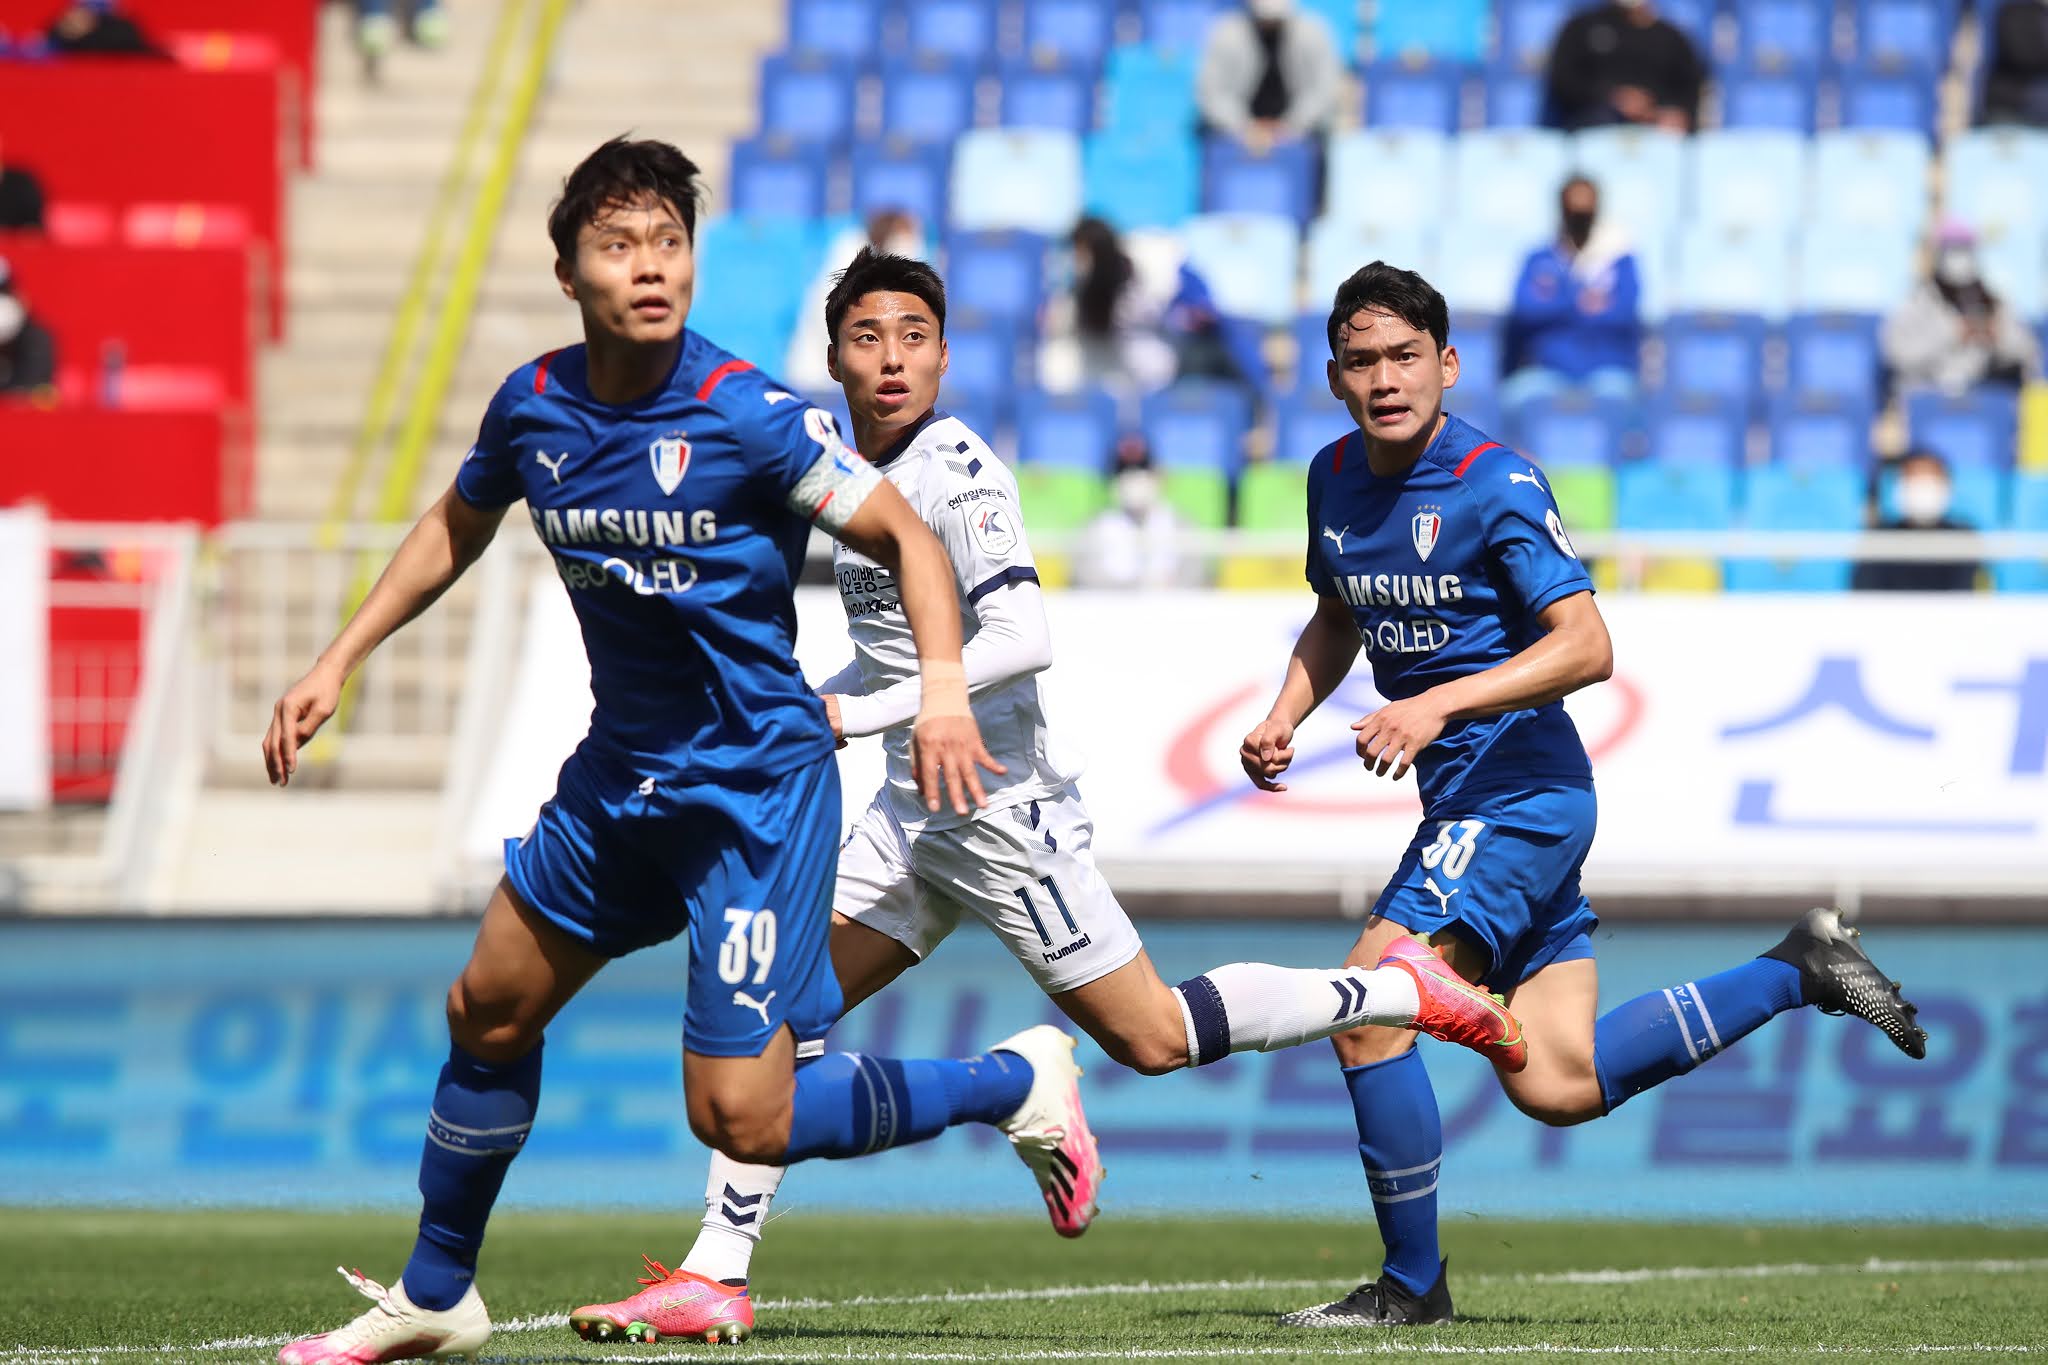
[1420,819,1487,880]
[718,908,777,985]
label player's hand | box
[820,694,848,748]
[1351,695,1449,782]
[911,712,1007,816]
[263,661,344,787]
[1239,716,1296,792]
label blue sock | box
[1343,1047,1442,1298]
[400,1042,542,1311]
[1593,957,1806,1113]
[783,1050,1033,1162]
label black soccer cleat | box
[1278,1260,1454,1328]
[1762,906,1928,1060]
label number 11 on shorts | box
[1015,876,1078,947]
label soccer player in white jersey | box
[563,249,1532,1346]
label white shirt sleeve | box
[833,578,1054,738]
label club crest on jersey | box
[649,431,691,495]
[1411,507,1444,562]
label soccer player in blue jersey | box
[259,139,1102,1365]
[1242,263,1928,1329]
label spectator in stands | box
[1545,0,1702,132]
[1982,0,2048,126]
[785,208,926,393]
[1883,222,2042,395]
[1196,0,1344,154]
[1074,434,1197,589]
[0,260,56,396]
[1852,450,1982,592]
[0,140,45,233]
[43,0,164,57]
[1501,176,1642,407]
[356,0,448,75]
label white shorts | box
[835,786,1144,994]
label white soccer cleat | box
[276,1267,490,1364]
[988,1024,1103,1238]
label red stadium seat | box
[0,404,252,525]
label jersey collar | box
[867,407,944,468]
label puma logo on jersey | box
[1509,469,1544,489]
[764,390,799,404]
[1323,525,1349,554]
[732,990,777,1027]
[1424,877,1459,914]
[534,450,569,484]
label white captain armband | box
[785,407,882,532]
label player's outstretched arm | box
[833,480,1006,815]
[1241,592,1361,792]
[262,482,508,787]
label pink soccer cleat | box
[277,1267,489,1364]
[989,1024,1104,1237]
[1379,934,1529,1073]
[568,1255,754,1346]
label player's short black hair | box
[824,247,948,343]
[548,137,703,262]
[1326,261,1450,357]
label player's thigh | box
[829,911,920,1011]
[683,1023,798,1164]
[447,876,608,1062]
[1049,949,1188,1076]
[833,792,960,1004]
[1499,956,1603,1125]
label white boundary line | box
[3,1258,2042,1362]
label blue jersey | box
[1305,412,1595,813]
[455,332,846,783]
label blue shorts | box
[503,746,845,1057]
[1373,781,1600,994]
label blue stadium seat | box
[1083,129,1199,229]
[1690,130,1809,233]
[1736,0,1834,75]
[1658,0,1718,51]
[1722,75,1820,132]
[1362,61,1466,134]
[1328,129,1452,230]
[690,216,822,364]
[904,0,1000,63]
[1015,387,1119,469]
[940,316,1027,395]
[1977,225,2048,318]
[1907,388,2020,469]
[1276,398,1358,463]
[787,0,884,60]
[1179,213,1301,324]
[1370,0,1487,64]
[1768,395,1877,469]
[1495,0,1574,75]
[1573,128,1687,245]
[937,385,1007,440]
[1481,71,1546,127]
[1292,312,1332,391]
[951,129,1084,233]
[1946,129,2048,239]
[1451,312,1505,401]
[1452,129,1571,232]
[1300,0,1361,54]
[1794,221,1917,315]
[1647,398,1748,467]
[1852,0,1947,76]
[878,58,980,146]
[1673,224,1796,319]
[1728,465,1863,590]
[1997,473,2048,591]
[727,137,831,219]
[1022,0,1117,70]
[1810,130,1932,234]
[1304,218,1434,302]
[1141,0,1228,55]
[1509,392,1636,468]
[1617,461,1739,529]
[1433,218,1532,315]
[999,60,1097,135]
[1660,313,1771,409]
[1841,74,1937,133]
[1202,137,1319,223]
[1879,460,2004,528]
[851,140,952,228]
[944,231,1048,328]
[1142,381,1253,473]
[758,55,858,144]
[1103,44,1198,139]
[1784,313,1884,407]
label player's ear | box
[937,335,949,382]
[1325,356,1342,405]
[553,255,576,302]
[1440,343,1460,391]
[825,343,840,383]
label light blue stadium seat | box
[1673,224,1796,320]
[727,137,831,219]
[1482,71,1546,127]
[1997,474,2048,591]
[1810,130,1931,235]
[1976,225,2048,320]
[1362,61,1465,134]
[1141,0,1228,55]
[1841,73,1937,133]
[1509,392,1636,468]
[1179,212,1302,324]
[1495,0,1574,75]
[1277,398,1357,462]
[879,58,980,146]
[1300,0,1360,55]
[1736,0,1834,75]
[1784,313,1884,407]
[1370,0,1487,64]
[945,231,1048,327]
[905,0,999,63]
[1452,128,1572,232]
[1660,313,1771,410]
[1022,0,1118,69]
[1617,461,1739,529]
[1907,388,2020,469]
[1729,465,1863,590]
[1103,44,1198,139]
[1794,221,1917,315]
[691,216,823,363]
[758,55,858,144]
[1203,137,1319,223]
[952,129,1084,234]
[1142,381,1254,472]
[999,60,1097,135]
[1452,312,1505,400]
[1083,129,1199,229]
[851,140,952,228]
[1016,387,1119,469]
[1768,394,1877,469]
[1629,227,1678,325]
[787,0,884,60]
[1879,460,2005,528]
[1433,218,1536,315]
[1722,74,1819,132]
[1853,0,1947,76]
[1647,399,1748,466]
[1572,127,1687,245]
[1946,129,2048,239]
[1327,128,1452,230]
[1690,130,1809,232]
[1304,217,1433,303]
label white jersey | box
[831,411,1082,831]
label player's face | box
[555,194,693,347]
[1327,307,1459,448]
[827,290,948,439]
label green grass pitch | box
[2,1210,2044,1362]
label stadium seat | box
[1673,224,1796,320]
[1660,312,1771,410]
[1735,0,1834,75]
[1793,221,1917,315]
[999,60,1097,135]
[1103,45,1198,139]
[1840,74,1937,133]
[1769,394,1878,468]
[1160,468,1231,528]
[1906,388,2020,469]
[1879,460,2005,528]
[1496,0,1574,74]
[1369,0,1487,64]
[1689,131,1809,233]
[1852,0,1948,76]
[1179,213,1301,324]
[1451,129,1571,232]
[1083,129,1200,229]
[1362,61,1466,134]
[1784,313,1884,408]
[1016,387,1120,469]
[1327,129,1452,231]
[1292,313,1334,391]
[1481,71,1546,128]
[1729,465,1863,590]
[727,137,831,219]
[1433,218,1533,315]
[1976,225,2048,320]
[1509,392,1636,468]
[1646,398,1748,467]
[1300,0,1361,54]
[1658,0,1719,51]
[1142,381,1254,472]
[1573,127,1687,245]
[951,130,1084,234]
[1022,0,1117,69]
[1996,472,2048,591]
[941,316,1027,394]
[1304,218,1433,304]
[1617,461,1739,529]
[904,0,1000,63]
[851,140,952,228]
[944,231,1048,328]
[1274,401,1354,463]
[1722,74,1820,132]
[690,216,822,364]
[1236,459,1313,530]
[1141,0,1228,54]
[1452,313,1505,401]
[758,55,858,144]
[1946,129,2048,240]
[1550,464,1618,532]
[879,58,980,145]
[1202,137,1320,224]
[937,385,1008,438]
[1015,465,1108,531]
[1809,130,1932,234]
[787,0,884,59]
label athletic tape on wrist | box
[914,659,971,721]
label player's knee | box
[444,976,544,1062]
[686,1085,791,1165]
[1502,1074,1604,1127]
[1330,1023,1416,1069]
[1099,1027,1185,1077]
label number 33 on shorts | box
[1420,819,1487,880]
[718,908,778,985]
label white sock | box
[1173,962,1422,1065]
[679,1151,787,1284]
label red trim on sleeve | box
[1452,440,1501,478]
[532,349,560,394]
[696,358,755,401]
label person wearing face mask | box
[1074,435,1196,589]
[1196,0,1344,157]
[0,259,56,397]
[785,208,928,394]
[1544,0,1702,132]
[1883,222,2042,396]
[1500,176,1642,408]
[1982,0,2048,127]
[1852,450,1983,592]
